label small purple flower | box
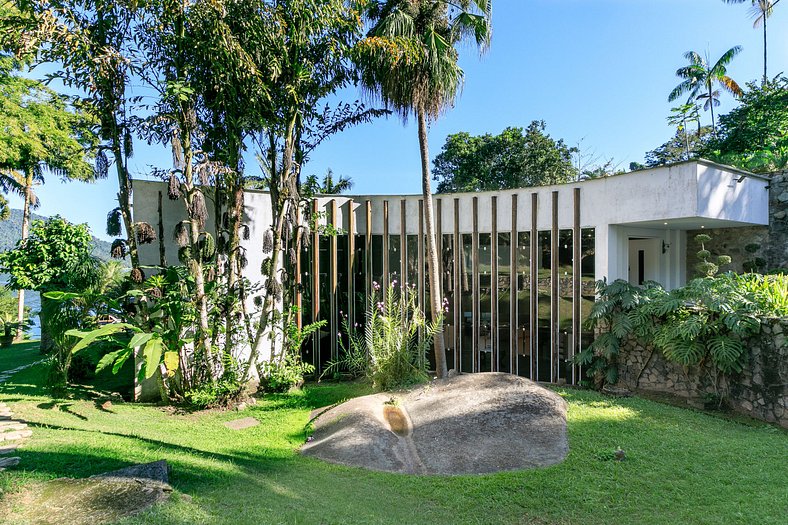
[392,279,398,287]
[307,436,314,442]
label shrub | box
[260,309,321,393]
[185,379,244,409]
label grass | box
[1,343,787,524]
[0,341,44,373]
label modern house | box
[133,159,770,385]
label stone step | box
[0,429,32,442]
[0,422,27,432]
[0,456,20,468]
[0,414,12,420]
[0,443,20,454]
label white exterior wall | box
[133,160,770,295]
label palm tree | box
[355,1,492,378]
[304,169,354,194]
[0,65,96,336]
[724,0,781,83]
[669,47,743,131]
[0,168,40,337]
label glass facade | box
[301,197,596,385]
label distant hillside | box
[0,209,118,262]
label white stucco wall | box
[133,160,769,296]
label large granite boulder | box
[302,373,569,475]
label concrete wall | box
[618,318,788,428]
[686,170,788,275]
[134,160,771,292]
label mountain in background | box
[0,209,118,262]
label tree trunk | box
[417,108,447,378]
[763,14,768,84]
[113,143,139,269]
[709,86,716,132]
[16,169,33,340]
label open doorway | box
[628,238,662,286]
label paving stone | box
[0,429,32,442]
[223,417,259,430]
[0,443,20,455]
[0,456,20,468]
[0,422,27,432]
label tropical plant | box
[433,122,578,193]
[577,272,787,396]
[355,0,492,377]
[723,1,780,82]
[669,47,744,130]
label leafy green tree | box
[724,1,780,82]
[4,0,145,268]
[355,0,493,378]
[433,122,578,193]
[666,103,701,160]
[0,57,97,334]
[644,126,714,167]
[701,76,788,171]
[669,47,743,130]
[0,216,97,371]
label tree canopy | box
[702,76,788,170]
[433,122,578,193]
[0,216,94,292]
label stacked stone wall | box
[618,318,788,427]
[686,171,788,276]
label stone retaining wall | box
[618,318,788,427]
[686,171,788,275]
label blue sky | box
[9,0,787,240]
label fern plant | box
[321,282,441,391]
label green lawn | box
[0,341,44,373]
[0,343,786,525]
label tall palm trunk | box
[15,168,33,340]
[708,85,716,131]
[762,13,768,83]
[417,108,447,378]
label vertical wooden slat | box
[330,199,339,361]
[572,187,582,385]
[453,198,461,372]
[157,191,166,267]
[472,196,479,373]
[511,194,518,375]
[530,193,538,380]
[436,198,445,365]
[347,200,355,330]
[365,200,372,303]
[401,199,407,286]
[418,199,425,311]
[437,198,443,294]
[551,191,559,383]
[312,199,320,371]
[383,200,390,290]
[491,196,498,372]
